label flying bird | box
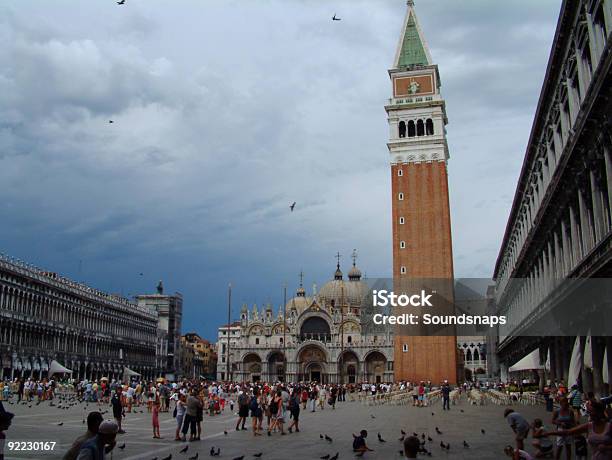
[290,202,296,212]
[109,120,114,123]
[332,13,341,21]
[117,0,126,4]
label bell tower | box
[386,0,457,384]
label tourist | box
[441,380,451,410]
[318,384,326,410]
[309,385,317,412]
[300,387,308,410]
[546,400,612,459]
[111,388,125,434]
[531,418,553,458]
[152,400,161,439]
[352,429,374,456]
[236,390,249,431]
[175,394,186,441]
[403,435,420,458]
[76,420,118,460]
[418,382,425,407]
[0,402,14,460]
[250,388,262,436]
[504,408,531,451]
[568,385,583,420]
[287,389,300,433]
[504,445,535,460]
[551,397,576,460]
[411,383,419,407]
[182,390,201,441]
[64,411,103,460]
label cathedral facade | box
[219,258,394,384]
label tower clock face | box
[394,74,434,97]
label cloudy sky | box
[0,0,561,340]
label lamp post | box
[227,283,232,382]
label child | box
[353,429,374,457]
[531,419,553,457]
[152,401,161,439]
[229,397,235,413]
[504,445,534,460]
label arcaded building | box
[492,0,611,391]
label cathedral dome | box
[318,277,369,307]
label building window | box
[398,169,403,176]
[280,337,283,344]
[400,241,406,249]
[398,192,404,200]
[398,120,406,138]
[347,336,352,343]
[255,338,259,345]
[417,119,425,136]
[402,344,408,352]
[426,118,434,135]
[400,266,407,274]
[408,120,416,137]
[399,217,405,225]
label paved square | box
[4,396,551,460]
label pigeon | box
[116,0,125,4]
[109,120,115,123]
[320,456,330,460]
[118,444,126,450]
[377,433,386,443]
[435,427,442,435]
[481,429,485,435]
[332,13,341,21]
[161,456,172,460]
[210,447,215,457]
[214,449,220,457]
[189,454,199,460]
[57,422,64,426]
[460,409,464,413]
[401,430,406,435]
[253,454,263,458]
[398,451,404,456]
[428,436,433,442]
[232,457,244,460]
[324,434,333,442]
[446,443,450,451]
[413,432,418,437]
[82,419,86,424]
[180,446,189,453]
[320,434,324,439]
[224,429,228,435]
[370,414,376,419]
[329,454,339,460]
[398,435,405,441]
[440,441,445,449]
[290,202,296,212]
[463,441,470,448]
[431,412,435,416]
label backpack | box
[249,396,258,412]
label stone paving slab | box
[2,396,552,460]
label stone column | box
[592,337,605,397]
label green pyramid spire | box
[395,2,432,68]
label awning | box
[122,367,140,377]
[49,360,73,375]
[568,336,582,387]
[509,349,543,373]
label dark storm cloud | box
[0,0,560,338]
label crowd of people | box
[1,375,612,459]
